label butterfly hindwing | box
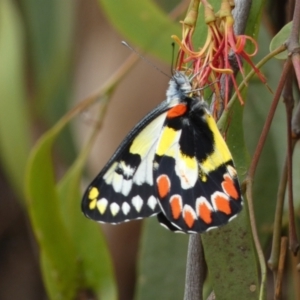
[82,101,172,223]
[154,98,243,233]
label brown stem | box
[245,178,267,298]
[288,0,300,89]
[289,0,300,46]
[267,139,297,271]
[291,101,300,137]
[282,70,299,254]
[184,235,205,300]
[232,0,252,35]
[246,59,292,300]
[274,237,288,300]
[268,154,289,271]
[268,0,300,284]
[247,59,292,179]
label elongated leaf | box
[0,0,30,199]
[26,100,116,298]
[26,130,79,299]
[20,0,75,120]
[21,0,77,166]
[58,141,116,299]
[97,0,180,63]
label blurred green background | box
[0,0,299,299]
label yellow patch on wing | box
[89,199,97,210]
[198,168,207,182]
[156,127,180,157]
[88,187,99,209]
[201,114,232,172]
[88,187,99,200]
[130,113,166,157]
[179,152,197,169]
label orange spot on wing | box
[157,175,170,198]
[183,207,196,228]
[170,195,182,219]
[167,104,187,118]
[197,202,212,224]
[222,175,239,199]
[214,194,231,214]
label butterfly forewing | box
[82,107,170,223]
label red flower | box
[172,0,265,113]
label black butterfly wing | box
[82,100,172,224]
[154,99,243,233]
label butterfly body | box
[82,72,243,233]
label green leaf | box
[25,104,116,299]
[25,129,79,299]
[97,0,180,63]
[20,0,77,166]
[57,143,116,299]
[269,22,295,60]
[136,218,189,300]
[20,0,76,120]
[199,100,258,299]
[0,0,31,199]
[202,211,259,300]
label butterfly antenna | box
[191,81,218,94]
[122,41,171,78]
[189,61,211,82]
[170,42,175,76]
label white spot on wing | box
[131,195,143,212]
[227,165,237,177]
[206,226,218,232]
[170,221,183,230]
[103,162,118,184]
[97,198,108,214]
[175,153,198,189]
[110,202,120,216]
[121,179,133,196]
[134,147,156,186]
[112,172,122,193]
[147,195,157,210]
[122,202,131,215]
[119,161,135,178]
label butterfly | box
[81,71,243,233]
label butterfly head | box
[166,71,192,102]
